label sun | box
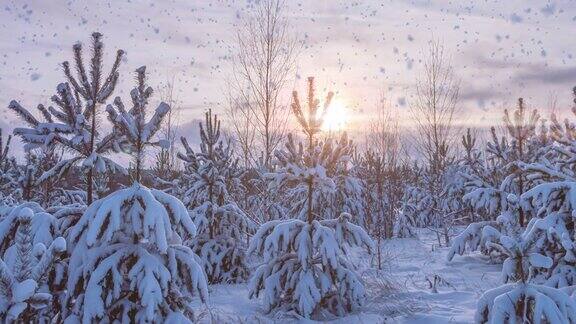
[321,99,349,132]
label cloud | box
[459,88,506,109]
[514,66,576,85]
[1,0,576,160]
[174,118,203,149]
[179,103,208,111]
[460,88,499,101]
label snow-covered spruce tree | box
[440,131,485,227]
[64,66,208,323]
[179,109,255,284]
[475,233,576,323]
[0,207,66,322]
[457,128,485,224]
[3,145,65,207]
[8,73,114,257]
[9,32,124,205]
[447,128,517,262]
[248,77,374,319]
[0,141,84,209]
[426,148,463,246]
[448,98,542,261]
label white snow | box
[12,279,37,303]
[190,227,503,323]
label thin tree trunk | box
[87,168,93,204]
[377,235,382,270]
[307,177,313,224]
[87,102,97,205]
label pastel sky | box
[1,0,575,158]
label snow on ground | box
[191,227,502,323]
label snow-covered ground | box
[191,227,502,323]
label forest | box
[1,1,576,323]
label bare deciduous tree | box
[364,93,405,268]
[546,90,559,117]
[226,95,256,169]
[369,93,403,171]
[409,40,460,246]
[228,0,299,168]
[154,75,181,180]
[410,40,460,174]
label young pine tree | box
[64,67,208,323]
[448,99,541,261]
[0,207,66,322]
[475,233,576,323]
[0,197,66,321]
[248,77,374,319]
[517,87,576,288]
[9,32,124,205]
[5,151,51,204]
[181,110,256,284]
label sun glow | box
[322,99,349,132]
